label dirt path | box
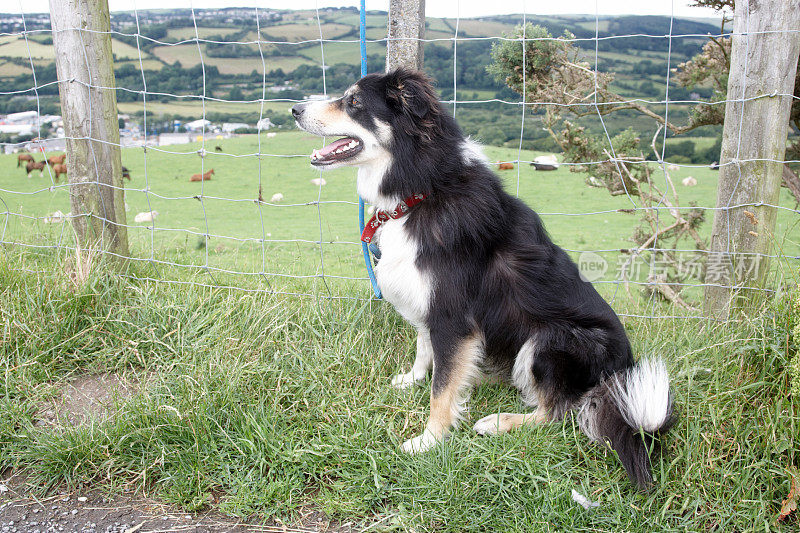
[0,476,345,533]
[2,374,359,532]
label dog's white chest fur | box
[375,218,431,328]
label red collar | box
[361,193,426,243]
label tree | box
[489,8,800,311]
[489,24,707,309]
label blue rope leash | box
[358,0,382,299]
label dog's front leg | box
[391,329,433,389]
[400,332,482,454]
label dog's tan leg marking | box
[401,333,482,454]
[472,408,548,436]
[391,330,433,389]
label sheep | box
[134,210,159,223]
[311,178,326,186]
[681,176,697,187]
[270,193,284,203]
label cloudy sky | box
[9,0,723,19]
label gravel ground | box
[2,374,359,532]
[0,476,352,533]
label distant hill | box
[0,7,722,151]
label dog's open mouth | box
[310,137,363,166]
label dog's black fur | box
[294,69,675,489]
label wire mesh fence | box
[0,2,798,318]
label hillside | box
[0,8,723,154]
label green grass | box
[0,36,149,61]
[298,41,386,67]
[0,60,32,78]
[150,44,313,74]
[2,132,798,301]
[166,27,242,41]
[0,249,798,530]
[261,23,353,42]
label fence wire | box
[0,2,798,318]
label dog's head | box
[291,69,442,170]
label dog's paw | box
[473,413,513,436]
[400,431,439,454]
[391,371,424,389]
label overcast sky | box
[8,1,724,20]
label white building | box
[0,124,35,135]
[184,119,212,131]
[222,122,250,133]
[5,111,38,124]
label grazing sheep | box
[134,210,159,223]
[497,162,514,170]
[270,193,284,203]
[266,132,277,138]
[667,164,680,171]
[681,176,697,187]
[311,177,326,186]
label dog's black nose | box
[291,104,305,119]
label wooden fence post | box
[386,0,425,70]
[49,0,129,260]
[703,0,800,317]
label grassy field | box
[150,44,313,74]
[1,131,798,304]
[165,27,241,41]
[261,23,353,43]
[115,99,294,118]
[298,41,386,67]
[0,240,798,531]
[1,132,800,530]
[0,36,150,61]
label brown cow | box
[47,154,66,166]
[53,163,67,182]
[17,154,34,168]
[26,160,45,177]
[497,162,515,170]
[190,168,214,182]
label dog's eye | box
[349,95,359,108]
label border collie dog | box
[292,69,675,489]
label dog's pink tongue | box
[311,138,353,159]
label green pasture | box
[115,99,293,118]
[0,35,149,61]
[1,131,798,306]
[165,27,242,41]
[261,23,353,43]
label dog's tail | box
[576,358,675,489]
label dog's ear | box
[385,68,439,119]
[384,68,441,139]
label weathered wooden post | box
[49,0,129,260]
[703,0,800,317]
[386,0,425,70]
